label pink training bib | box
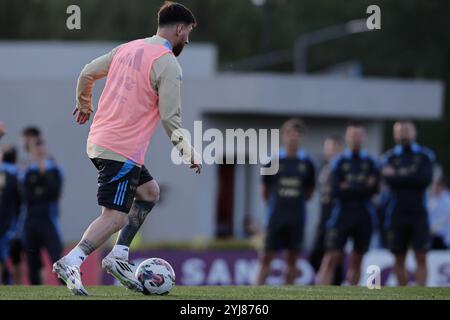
[88,39,172,165]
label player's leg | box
[0,212,11,284]
[284,218,303,285]
[43,221,64,285]
[255,222,280,285]
[317,224,346,285]
[333,267,344,285]
[102,167,157,292]
[284,250,299,285]
[387,223,409,286]
[54,158,139,295]
[8,238,23,284]
[317,250,342,285]
[43,217,63,263]
[0,236,6,285]
[255,251,275,285]
[345,251,363,285]
[393,252,408,285]
[0,263,10,285]
[414,251,427,286]
[412,215,430,286]
[346,218,372,285]
[309,217,326,273]
[111,167,158,261]
[64,207,128,266]
[54,206,128,294]
[24,226,43,285]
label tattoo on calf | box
[79,239,97,255]
[117,200,155,247]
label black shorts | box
[91,158,153,213]
[325,215,372,254]
[264,218,304,252]
[385,215,430,254]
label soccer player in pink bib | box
[53,2,201,295]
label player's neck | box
[156,29,174,48]
[285,147,299,158]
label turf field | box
[0,285,449,300]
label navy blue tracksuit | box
[262,149,316,252]
[381,143,435,253]
[325,149,380,254]
[0,162,21,264]
[23,159,63,285]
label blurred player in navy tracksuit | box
[309,135,344,285]
[2,126,47,285]
[255,118,316,285]
[381,120,435,286]
[317,122,380,285]
[0,145,21,284]
[22,138,64,285]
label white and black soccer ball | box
[135,257,175,295]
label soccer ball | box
[135,257,175,295]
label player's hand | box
[72,107,92,125]
[190,163,202,174]
[382,166,395,177]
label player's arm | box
[331,161,352,199]
[157,57,201,174]
[383,154,433,189]
[73,45,120,125]
[410,153,434,188]
[354,159,380,197]
[366,165,381,196]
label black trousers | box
[24,220,63,285]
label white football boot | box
[52,257,89,296]
[102,254,143,293]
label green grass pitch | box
[0,285,449,300]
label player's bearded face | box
[173,24,193,57]
[346,126,365,150]
[282,127,301,150]
[394,123,416,145]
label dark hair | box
[2,146,17,164]
[394,119,415,127]
[158,1,196,27]
[281,118,306,134]
[396,119,413,124]
[326,134,344,146]
[346,120,365,128]
[22,126,41,137]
